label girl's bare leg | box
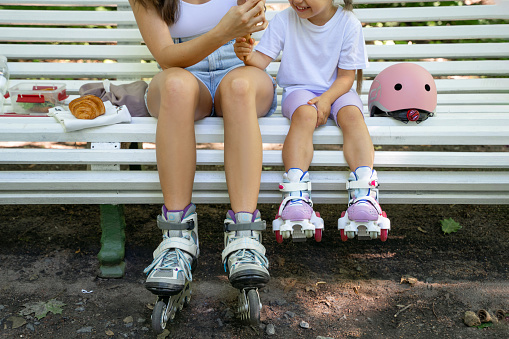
[337,105,374,171]
[146,68,213,210]
[215,66,274,213]
[281,105,317,172]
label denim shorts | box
[145,35,277,117]
[282,88,364,126]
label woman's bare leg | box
[147,68,213,210]
[215,66,274,213]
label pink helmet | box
[368,63,437,123]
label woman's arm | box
[129,0,268,69]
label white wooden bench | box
[1,0,508,277]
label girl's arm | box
[234,39,273,70]
[129,0,268,69]
[309,68,356,126]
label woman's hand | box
[216,0,268,41]
[308,96,332,128]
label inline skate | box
[222,210,270,325]
[338,167,390,241]
[272,168,324,242]
[144,203,199,334]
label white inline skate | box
[338,167,390,241]
[222,210,270,325]
[272,168,324,243]
[144,203,199,334]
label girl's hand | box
[234,36,255,63]
[308,96,332,127]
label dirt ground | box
[0,202,508,339]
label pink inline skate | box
[338,166,390,241]
[272,168,324,243]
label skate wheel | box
[282,230,291,239]
[341,211,346,218]
[305,229,313,238]
[380,228,388,242]
[183,295,191,307]
[340,229,348,242]
[246,289,261,326]
[369,231,378,240]
[151,300,167,334]
[382,211,387,218]
[314,228,322,242]
[315,212,321,217]
[346,231,356,239]
[275,230,283,243]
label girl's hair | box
[133,0,180,25]
[341,0,363,94]
[343,0,354,11]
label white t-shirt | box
[255,7,369,100]
[170,0,236,38]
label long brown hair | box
[133,0,180,25]
[342,0,363,94]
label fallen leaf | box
[19,299,65,320]
[441,218,462,234]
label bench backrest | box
[1,0,508,205]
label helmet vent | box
[394,83,402,91]
[425,84,431,91]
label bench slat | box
[2,5,505,26]
[2,148,508,169]
[4,43,508,60]
[4,24,508,44]
[1,116,508,145]
[5,78,509,95]
[1,171,507,205]
[8,60,509,79]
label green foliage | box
[440,218,462,234]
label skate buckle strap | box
[278,181,312,192]
[221,237,266,262]
[350,195,382,214]
[153,236,198,259]
[346,179,378,190]
[224,220,266,232]
[278,195,313,215]
[157,214,195,230]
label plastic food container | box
[9,83,68,114]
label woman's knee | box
[159,68,199,98]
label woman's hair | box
[133,0,180,25]
[340,0,363,93]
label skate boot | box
[222,210,270,325]
[144,203,199,334]
[338,166,390,241]
[272,168,324,243]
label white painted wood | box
[2,5,506,26]
[5,42,508,61]
[1,115,508,145]
[1,171,507,205]
[2,148,509,169]
[1,1,508,206]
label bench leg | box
[98,204,126,278]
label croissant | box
[69,95,105,119]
